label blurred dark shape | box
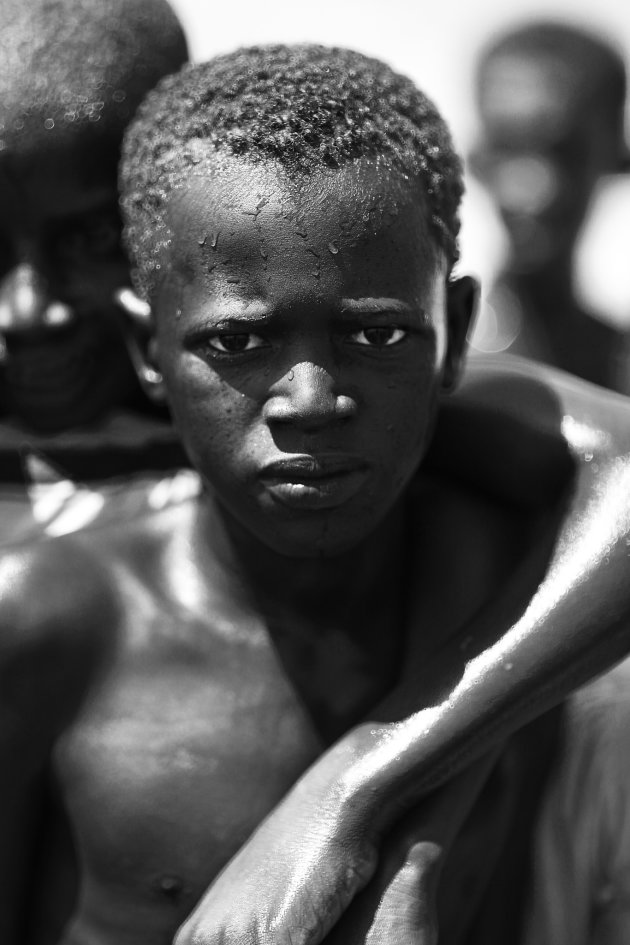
[469,20,630,391]
[0,0,189,546]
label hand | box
[174,749,496,945]
[174,738,380,945]
[323,751,501,945]
[329,841,442,945]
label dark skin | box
[4,152,630,945]
[0,115,191,552]
[0,121,148,434]
[470,48,630,389]
[180,351,630,945]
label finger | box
[365,841,441,945]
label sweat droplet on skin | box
[288,370,295,381]
[210,233,219,250]
[198,236,206,247]
[328,242,339,255]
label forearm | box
[177,360,630,945]
[340,360,630,824]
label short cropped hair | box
[120,44,464,300]
[0,0,188,147]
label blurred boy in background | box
[0,0,189,544]
[469,21,630,392]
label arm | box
[176,357,630,945]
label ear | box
[442,275,479,392]
[114,287,167,404]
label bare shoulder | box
[458,355,630,448]
[431,356,630,512]
[0,536,118,767]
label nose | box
[0,263,73,336]
[493,154,560,217]
[263,360,357,430]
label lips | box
[3,312,131,424]
[259,455,369,510]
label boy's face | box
[152,153,472,556]
[0,122,136,432]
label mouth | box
[3,314,127,405]
[259,455,369,511]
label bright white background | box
[168,0,630,323]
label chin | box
[250,508,383,559]
[213,483,394,560]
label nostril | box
[334,395,357,420]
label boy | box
[4,45,630,945]
[0,0,189,544]
[469,21,630,391]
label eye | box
[349,326,407,347]
[206,333,266,354]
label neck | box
[200,495,407,627]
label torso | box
[31,468,538,945]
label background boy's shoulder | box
[0,535,118,767]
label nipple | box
[153,874,185,902]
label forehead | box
[478,53,586,145]
[162,152,437,304]
[0,120,119,219]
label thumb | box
[365,841,442,945]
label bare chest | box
[54,613,325,918]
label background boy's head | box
[471,21,629,273]
[0,0,188,432]
[119,45,476,556]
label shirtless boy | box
[0,0,189,544]
[4,45,630,945]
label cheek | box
[162,355,257,467]
[363,359,441,496]
[387,377,439,468]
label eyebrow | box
[339,298,415,315]
[183,298,427,344]
[182,306,274,342]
